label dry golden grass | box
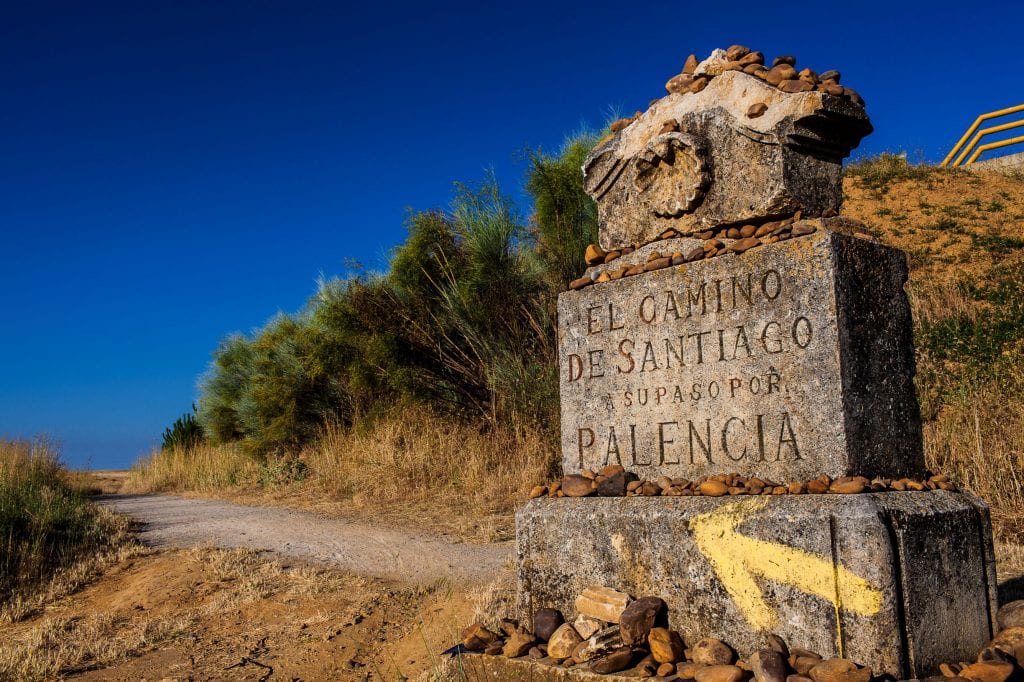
[123,440,259,493]
[126,409,555,541]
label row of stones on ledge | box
[463,586,877,679]
[569,217,816,291]
[461,588,1024,680]
[607,44,864,135]
[529,465,955,499]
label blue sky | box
[2,0,1023,469]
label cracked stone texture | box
[558,230,924,482]
[516,492,997,678]
[583,70,872,250]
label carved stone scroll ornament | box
[583,61,872,251]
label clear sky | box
[2,0,1023,469]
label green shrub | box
[0,439,121,603]
[526,134,600,288]
[194,135,600,456]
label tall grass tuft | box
[0,439,127,607]
[910,262,1024,541]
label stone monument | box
[516,47,997,678]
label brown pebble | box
[700,480,729,497]
[798,68,818,85]
[569,276,592,290]
[689,77,709,94]
[806,479,829,494]
[561,474,595,497]
[529,485,546,499]
[584,243,606,265]
[658,662,676,677]
[729,237,761,253]
[738,51,764,66]
[603,250,621,264]
[808,658,859,682]
[645,257,671,272]
[740,224,757,238]
[772,55,796,67]
[779,79,813,93]
[765,64,797,86]
[691,638,735,665]
[695,665,745,682]
[685,246,705,262]
[829,478,866,494]
[683,54,699,74]
[747,102,768,118]
[725,44,750,60]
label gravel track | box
[99,494,512,585]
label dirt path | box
[99,493,512,585]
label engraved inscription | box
[558,253,842,479]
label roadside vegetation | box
[0,439,137,622]
[132,152,1024,543]
[843,156,1024,541]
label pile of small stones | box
[935,598,1024,682]
[462,588,1024,680]
[569,214,818,290]
[607,44,863,137]
[529,465,956,499]
[461,585,878,679]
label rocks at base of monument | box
[460,593,883,679]
[516,491,998,678]
[528,470,955,499]
[462,604,1024,681]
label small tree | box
[162,405,205,450]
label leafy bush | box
[194,136,601,458]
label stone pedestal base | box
[516,492,997,678]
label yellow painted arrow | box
[688,498,883,632]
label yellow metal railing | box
[942,104,1024,166]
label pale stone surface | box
[557,230,924,482]
[583,70,871,250]
[574,585,631,623]
[547,623,583,659]
[516,491,998,678]
[573,614,603,639]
